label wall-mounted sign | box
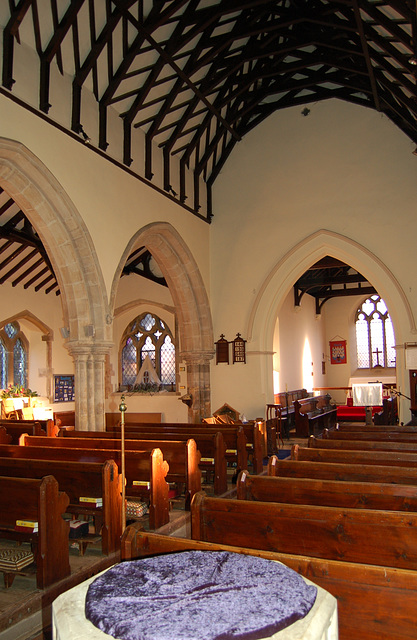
[330,339,347,365]
[215,334,229,364]
[54,375,75,402]
[232,333,246,364]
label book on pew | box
[69,520,90,538]
[200,458,215,464]
[79,497,103,507]
[14,520,39,533]
[132,481,150,489]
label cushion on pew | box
[0,548,34,571]
[126,500,149,518]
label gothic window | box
[355,295,396,369]
[120,312,176,390]
[0,322,28,388]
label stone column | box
[66,341,112,430]
[41,334,53,401]
[182,350,214,422]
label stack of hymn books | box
[14,519,38,533]
[79,496,103,507]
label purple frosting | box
[85,550,317,640]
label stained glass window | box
[355,295,395,369]
[0,322,28,388]
[120,313,176,390]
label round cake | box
[85,550,317,640]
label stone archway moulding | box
[246,229,415,421]
[0,137,112,428]
[110,222,214,420]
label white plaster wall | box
[0,95,211,305]
[0,282,74,411]
[210,99,417,420]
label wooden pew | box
[236,470,417,511]
[0,457,122,555]
[190,491,417,640]
[291,444,417,467]
[335,424,417,433]
[0,426,12,444]
[190,491,417,569]
[63,428,229,494]
[265,403,285,452]
[0,474,70,589]
[0,419,48,444]
[106,412,162,427]
[21,434,201,508]
[309,434,417,453]
[103,421,265,475]
[323,429,417,443]
[0,444,169,530]
[267,456,417,485]
[121,523,417,640]
[293,395,337,437]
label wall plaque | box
[232,333,246,364]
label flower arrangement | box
[1,384,38,399]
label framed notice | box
[330,340,347,365]
[215,335,229,364]
[232,333,246,364]
[54,375,75,402]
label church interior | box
[1,1,417,639]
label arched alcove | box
[110,222,214,420]
[247,230,416,422]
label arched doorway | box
[247,230,416,423]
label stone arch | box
[0,138,111,428]
[110,222,214,420]
[247,229,416,421]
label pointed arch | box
[110,222,213,357]
[247,230,415,422]
[248,229,415,352]
[0,138,110,343]
[110,222,214,420]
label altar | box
[52,552,338,640]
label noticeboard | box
[54,375,75,403]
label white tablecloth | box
[52,563,338,640]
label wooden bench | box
[190,490,417,640]
[0,426,12,444]
[265,404,285,452]
[309,434,417,453]
[291,443,417,467]
[0,419,48,443]
[293,395,337,437]
[335,423,417,433]
[236,469,417,511]
[323,429,417,443]
[121,523,417,640]
[267,455,417,485]
[21,434,201,508]
[0,474,70,589]
[104,421,266,474]
[0,444,169,530]
[0,457,122,555]
[105,412,162,427]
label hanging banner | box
[330,339,347,364]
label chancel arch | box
[0,138,111,429]
[110,222,214,421]
[247,229,416,423]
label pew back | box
[0,457,122,554]
[291,444,417,467]
[191,491,417,570]
[0,474,70,588]
[236,470,417,511]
